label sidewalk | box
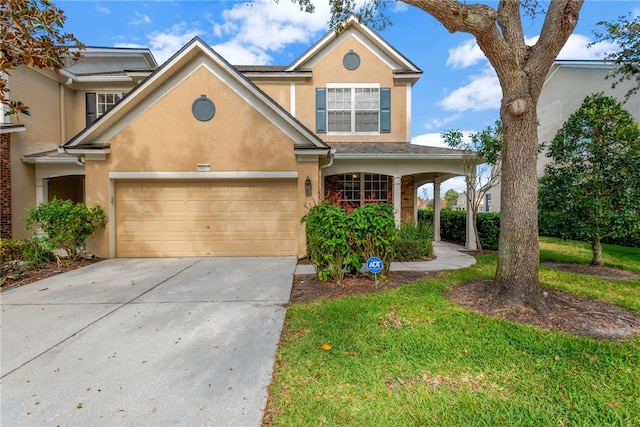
[294,241,476,275]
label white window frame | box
[326,83,380,136]
[96,93,124,118]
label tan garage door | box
[116,180,298,257]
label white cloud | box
[526,33,617,60]
[116,24,203,64]
[423,113,462,130]
[392,2,409,13]
[446,39,486,69]
[633,8,639,18]
[411,130,474,148]
[185,1,335,65]
[439,67,501,112]
[212,40,273,65]
[96,5,110,15]
[130,12,151,26]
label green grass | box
[267,238,640,426]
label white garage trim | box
[109,171,298,179]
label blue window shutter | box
[380,88,391,133]
[316,88,326,133]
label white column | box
[393,175,402,226]
[35,178,49,205]
[465,172,478,250]
[433,179,441,242]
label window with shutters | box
[316,85,390,135]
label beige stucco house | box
[2,17,476,258]
[489,60,640,212]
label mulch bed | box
[290,270,440,303]
[1,258,103,291]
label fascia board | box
[66,39,326,150]
[21,156,77,164]
[333,153,475,160]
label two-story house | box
[4,16,476,258]
[1,46,157,240]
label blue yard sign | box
[367,257,383,274]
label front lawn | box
[265,238,640,426]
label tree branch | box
[529,0,584,90]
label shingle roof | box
[330,142,472,157]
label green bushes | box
[418,209,500,250]
[26,198,107,259]
[394,221,434,261]
[302,200,397,284]
[1,237,54,282]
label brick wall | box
[401,175,415,223]
[0,133,11,238]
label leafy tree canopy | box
[539,92,640,266]
[1,0,84,117]
[444,189,459,209]
[591,13,640,102]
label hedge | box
[419,208,639,250]
[418,209,500,250]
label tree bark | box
[591,237,604,267]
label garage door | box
[116,180,298,257]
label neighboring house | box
[489,60,640,212]
[1,46,158,239]
[452,193,486,213]
[2,16,477,257]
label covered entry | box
[115,179,298,257]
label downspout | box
[318,148,336,197]
[59,74,74,145]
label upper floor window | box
[327,87,379,133]
[316,85,390,135]
[85,92,125,126]
[97,93,124,117]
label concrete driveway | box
[0,257,296,427]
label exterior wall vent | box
[197,164,211,172]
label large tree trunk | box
[399,0,583,315]
[493,94,547,313]
[591,237,604,266]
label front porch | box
[322,142,478,250]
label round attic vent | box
[343,50,360,70]
[192,95,215,121]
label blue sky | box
[56,0,639,195]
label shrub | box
[348,202,397,278]
[22,236,55,266]
[302,199,359,284]
[26,198,107,259]
[302,199,397,284]
[1,237,54,280]
[394,221,433,261]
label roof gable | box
[287,15,421,75]
[65,37,328,151]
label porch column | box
[393,175,402,226]
[465,172,478,250]
[433,179,441,242]
[36,178,49,205]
